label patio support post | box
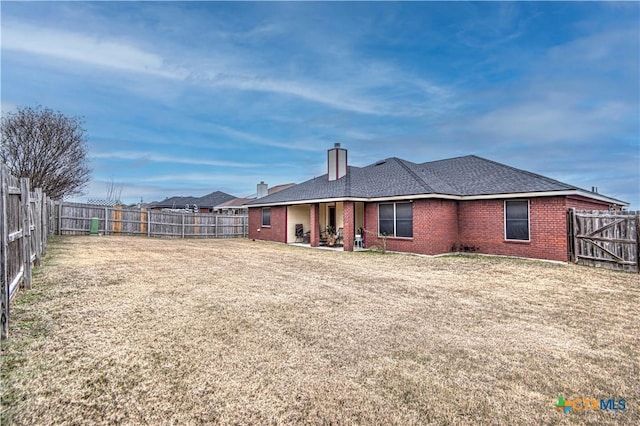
[310,203,320,247]
[343,201,355,252]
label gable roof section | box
[246,155,626,206]
[214,197,254,209]
[152,191,236,209]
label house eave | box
[245,189,628,208]
[461,189,627,206]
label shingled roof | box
[151,190,236,209]
[247,155,625,206]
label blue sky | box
[2,1,638,207]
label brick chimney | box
[327,143,347,181]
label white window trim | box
[504,200,530,242]
[378,202,413,239]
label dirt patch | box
[2,236,638,424]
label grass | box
[1,236,638,425]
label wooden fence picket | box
[1,166,53,339]
[56,202,248,239]
[568,208,639,273]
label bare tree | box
[363,228,388,253]
[1,106,91,199]
[105,179,124,205]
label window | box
[378,202,413,238]
[262,207,271,227]
[505,200,529,241]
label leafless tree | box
[105,179,124,204]
[363,228,388,253]
[1,106,91,199]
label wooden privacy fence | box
[58,202,248,238]
[1,165,55,339]
[568,209,639,273]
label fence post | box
[1,166,9,339]
[104,207,109,235]
[41,192,48,257]
[215,215,219,238]
[33,188,42,267]
[567,208,574,263]
[637,214,640,274]
[57,201,63,235]
[147,210,151,237]
[182,214,185,238]
[20,179,32,290]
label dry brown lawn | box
[1,236,638,425]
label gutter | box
[243,189,628,208]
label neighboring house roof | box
[247,155,627,206]
[213,197,254,210]
[150,191,236,209]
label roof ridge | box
[395,158,434,193]
[419,154,475,166]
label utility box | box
[90,217,100,235]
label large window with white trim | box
[378,202,413,238]
[262,207,271,227]
[504,200,529,241]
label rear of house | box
[247,144,626,262]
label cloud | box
[1,21,188,79]
[2,16,456,118]
[92,151,260,168]
[206,124,323,152]
[457,100,634,145]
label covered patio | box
[286,201,364,251]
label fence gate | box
[568,209,639,273]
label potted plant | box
[325,225,336,246]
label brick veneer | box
[249,195,613,261]
[566,195,617,211]
[457,196,611,261]
[343,201,355,251]
[248,206,286,243]
[363,199,458,255]
[457,197,567,261]
[310,204,320,247]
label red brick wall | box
[457,197,573,261]
[310,203,320,247]
[566,195,617,211]
[343,202,355,251]
[249,195,617,261]
[248,206,286,243]
[363,199,458,255]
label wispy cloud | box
[206,124,324,152]
[2,17,456,117]
[2,21,187,79]
[92,151,259,168]
[139,173,250,183]
[457,100,634,145]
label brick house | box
[246,144,627,261]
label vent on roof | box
[375,161,386,166]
